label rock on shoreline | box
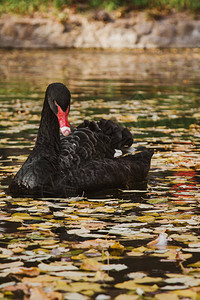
[0,11,200,49]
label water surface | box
[0,49,200,299]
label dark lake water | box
[0,49,200,299]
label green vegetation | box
[0,0,200,15]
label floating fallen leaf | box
[109,241,125,255]
[55,281,102,293]
[8,212,39,222]
[102,264,127,271]
[64,292,88,300]
[161,285,187,291]
[29,287,48,300]
[22,275,61,284]
[80,258,102,271]
[137,216,155,223]
[115,280,158,292]
[174,288,198,298]
[127,246,148,257]
[115,295,139,300]
[93,270,113,282]
[155,293,179,300]
[126,250,144,257]
[1,49,200,300]
[38,262,78,272]
[127,272,146,279]
[2,282,29,294]
[51,271,94,279]
[12,247,25,253]
[10,267,40,277]
[134,276,163,284]
[72,239,115,250]
[189,261,200,267]
[0,261,24,270]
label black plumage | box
[9,83,153,198]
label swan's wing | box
[77,119,133,149]
[97,119,133,148]
[59,126,115,169]
[59,118,134,169]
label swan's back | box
[54,119,153,196]
[59,119,133,168]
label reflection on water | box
[0,49,200,298]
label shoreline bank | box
[0,11,200,49]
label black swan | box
[9,83,153,197]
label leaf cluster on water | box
[0,49,200,299]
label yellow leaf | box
[174,289,197,299]
[55,281,101,293]
[126,246,148,256]
[115,295,139,300]
[54,281,72,292]
[8,213,34,222]
[71,253,87,260]
[110,241,125,251]
[137,216,155,223]
[33,248,49,254]
[151,249,192,261]
[95,207,115,213]
[109,241,125,255]
[189,261,200,267]
[166,273,191,278]
[80,258,102,271]
[71,282,102,293]
[171,234,198,242]
[155,293,179,300]
[23,275,61,283]
[133,246,148,253]
[126,251,144,257]
[120,203,138,209]
[115,280,158,291]
[12,247,25,254]
[39,240,59,246]
[93,270,113,282]
[134,276,163,284]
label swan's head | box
[46,83,71,136]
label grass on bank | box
[0,0,200,15]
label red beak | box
[56,102,71,136]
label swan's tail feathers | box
[128,148,154,182]
[132,148,154,163]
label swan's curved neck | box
[35,96,60,153]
